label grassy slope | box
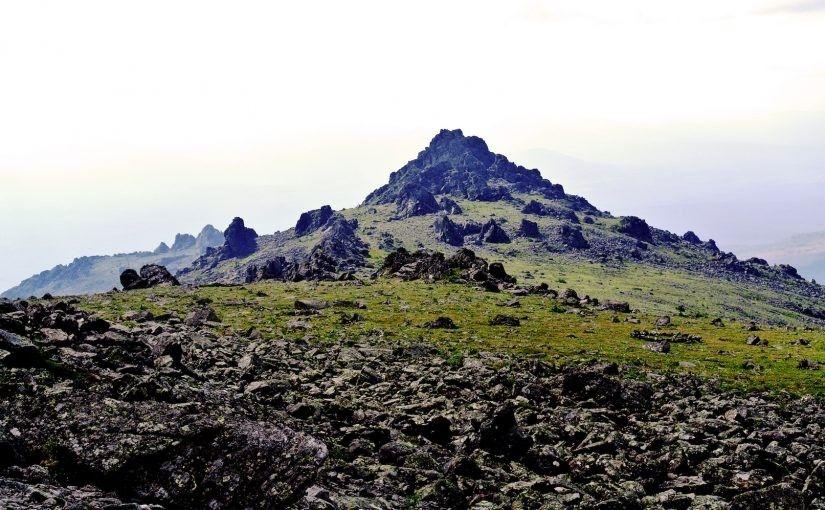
[77,279,825,394]
[345,193,821,327]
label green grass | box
[76,279,825,395]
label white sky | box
[2,1,825,290]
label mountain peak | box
[364,129,595,212]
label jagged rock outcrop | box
[433,215,464,246]
[120,264,180,290]
[395,184,440,218]
[246,215,368,283]
[188,218,259,272]
[295,205,335,236]
[223,217,258,258]
[480,219,511,244]
[518,218,542,239]
[616,216,654,244]
[364,129,597,211]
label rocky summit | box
[1,129,824,509]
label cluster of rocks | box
[432,216,512,246]
[246,215,369,283]
[119,264,180,290]
[378,248,519,293]
[1,296,823,509]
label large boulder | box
[295,205,335,236]
[682,231,702,245]
[120,264,179,291]
[616,216,653,244]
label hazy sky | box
[2,1,825,290]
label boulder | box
[681,231,701,245]
[616,216,653,243]
[424,317,457,329]
[120,264,179,291]
[139,264,180,287]
[490,314,520,326]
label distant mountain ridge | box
[734,231,825,283]
[1,225,223,298]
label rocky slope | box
[1,294,823,509]
[2,225,223,299]
[174,129,824,326]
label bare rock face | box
[171,233,197,251]
[295,205,335,237]
[556,224,589,249]
[380,247,516,287]
[120,264,180,291]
